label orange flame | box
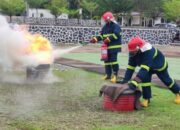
[25,33,53,65]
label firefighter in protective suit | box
[118,36,180,107]
[90,12,122,83]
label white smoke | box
[52,46,81,60]
[0,15,81,72]
[0,15,30,71]
[0,15,82,83]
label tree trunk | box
[55,15,57,25]
[90,11,92,19]
[36,8,38,24]
[10,15,12,23]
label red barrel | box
[103,94,135,112]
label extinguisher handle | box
[103,41,109,45]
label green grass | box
[62,53,129,69]
[0,68,180,130]
[62,52,180,79]
[0,51,180,130]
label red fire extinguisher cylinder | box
[101,43,108,61]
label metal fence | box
[6,16,101,27]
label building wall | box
[28,9,68,19]
[154,17,161,25]
[28,9,54,18]
[28,25,179,45]
[131,16,141,25]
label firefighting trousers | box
[104,52,119,77]
[140,68,180,99]
[156,68,180,94]
[140,72,152,99]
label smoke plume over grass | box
[0,15,81,84]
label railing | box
[6,16,102,27]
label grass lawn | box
[62,52,180,80]
[0,52,180,130]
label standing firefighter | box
[90,11,122,83]
[118,36,180,107]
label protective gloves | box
[103,37,110,44]
[90,37,97,43]
[128,76,142,90]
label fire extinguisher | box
[101,43,108,61]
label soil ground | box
[0,44,180,130]
[57,44,180,57]
[55,44,180,88]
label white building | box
[118,12,166,27]
[27,8,68,19]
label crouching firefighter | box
[117,36,180,107]
[90,11,122,83]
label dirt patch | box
[55,58,180,89]
[155,45,180,58]
[58,44,180,58]
[55,44,180,88]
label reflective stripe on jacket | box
[124,47,167,81]
[94,22,122,54]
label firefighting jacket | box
[93,22,122,54]
[124,44,168,82]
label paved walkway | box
[55,58,180,88]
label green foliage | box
[67,0,134,19]
[95,0,134,15]
[133,0,164,18]
[26,0,49,8]
[163,0,180,22]
[67,0,80,18]
[46,0,69,18]
[68,0,81,9]
[68,9,79,18]
[0,0,25,16]
[81,0,98,19]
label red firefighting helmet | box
[102,11,114,22]
[128,36,146,52]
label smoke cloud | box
[0,15,31,71]
[0,15,81,83]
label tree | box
[0,0,25,22]
[26,0,49,8]
[68,0,81,9]
[96,0,134,15]
[26,0,50,18]
[67,0,81,18]
[134,0,163,18]
[81,0,98,19]
[163,0,180,23]
[133,0,164,26]
[68,0,134,19]
[46,0,68,19]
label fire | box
[25,33,53,65]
